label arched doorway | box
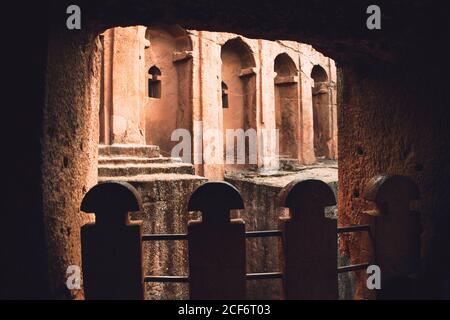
[311,64,331,159]
[144,26,193,158]
[220,37,257,171]
[274,53,299,160]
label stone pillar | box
[190,30,204,176]
[108,26,146,145]
[298,70,316,164]
[328,59,338,159]
[199,32,224,180]
[258,40,279,171]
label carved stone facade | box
[99,26,337,180]
[95,25,339,299]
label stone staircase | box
[97,144,207,300]
[98,144,195,178]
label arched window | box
[148,66,161,98]
[221,81,229,108]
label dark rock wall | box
[42,29,101,298]
[338,63,450,298]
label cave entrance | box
[43,19,341,301]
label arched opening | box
[51,24,340,301]
[311,64,331,159]
[144,26,193,157]
[30,0,450,302]
[148,66,162,98]
[221,37,257,172]
[274,53,299,160]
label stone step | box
[99,144,160,158]
[98,162,195,177]
[98,156,181,165]
[278,157,299,164]
[277,154,297,161]
[98,173,206,184]
[277,154,293,158]
[279,157,299,163]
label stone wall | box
[144,27,193,155]
[42,29,101,298]
[101,174,206,300]
[226,166,340,299]
[338,63,450,299]
[100,27,338,179]
[185,32,338,176]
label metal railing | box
[80,175,420,299]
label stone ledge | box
[98,162,195,177]
[274,75,298,85]
[98,173,207,183]
[99,144,160,158]
[98,156,180,165]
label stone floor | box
[226,159,338,192]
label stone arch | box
[274,53,299,159]
[144,26,193,157]
[221,37,256,69]
[311,64,331,159]
[274,53,297,76]
[311,64,328,82]
[221,37,257,172]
